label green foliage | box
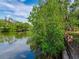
[28,0,79,58]
[65,0,79,30]
[69,32,79,45]
[0,19,31,32]
[28,0,65,57]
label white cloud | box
[0,0,33,22]
[13,4,33,17]
[0,2,15,9]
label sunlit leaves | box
[29,0,65,57]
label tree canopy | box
[28,0,79,59]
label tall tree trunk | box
[64,38,73,59]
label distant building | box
[4,16,17,23]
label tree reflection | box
[0,32,28,44]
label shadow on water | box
[0,32,35,59]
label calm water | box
[0,32,35,59]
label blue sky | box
[0,0,38,22]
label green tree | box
[28,0,65,58]
[0,19,31,32]
[65,0,79,31]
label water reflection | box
[0,32,35,59]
